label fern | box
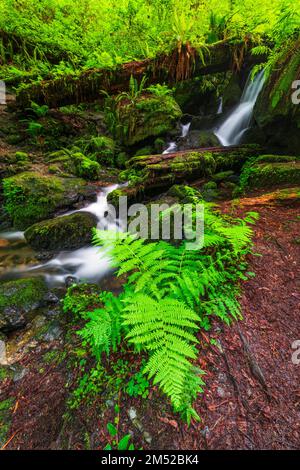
[88,201,257,417]
[77,292,122,359]
[123,294,205,418]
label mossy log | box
[16,40,267,108]
[130,145,259,190]
[110,146,260,205]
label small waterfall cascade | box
[0,185,122,286]
[162,121,191,154]
[217,97,223,115]
[214,70,265,146]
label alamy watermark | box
[0,80,6,104]
[104,197,204,250]
[291,340,300,365]
[291,80,300,104]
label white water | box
[214,70,265,146]
[180,122,191,137]
[0,185,122,286]
[163,141,177,154]
[217,97,223,115]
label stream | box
[0,70,264,287]
[0,185,122,286]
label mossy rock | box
[0,277,48,331]
[24,211,98,251]
[255,155,299,164]
[203,181,218,190]
[15,151,29,162]
[3,172,93,229]
[116,93,182,146]
[48,151,101,180]
[63,283,102,317]
[198,130,220,148]
[240,161,300,190]
[80,136,116,165]
[212,170,235,182]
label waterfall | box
[214,70,265,146]
[180,122,191,137]
[0,185,122,286]
[163,141,177,154]
[217,97,223,115]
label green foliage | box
[79,197,257,421]
[77,292,123,359]
[126,370,149,398]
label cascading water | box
[162,122,191,154]
[0,185,122,286]
[214,70,265,146]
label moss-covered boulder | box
[254,39,300,153]
[82,136,116,165]
[239,155,300,191]
[0,277,48,331]
[24,211,98,251]
[47,150,101,180]
[3,172,95,229]
[116,93,182,146]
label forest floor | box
[1,187,299,450]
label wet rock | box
[43,322,63,342]
[0,277,48,332]
[24,211,98,251]
[12,365,28,382]
[2,171,96,229]
[116,93,182,146]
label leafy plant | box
[78,197,257,422]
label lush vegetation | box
[64,192,258,422]
[0,0,299,83]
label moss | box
[15,151,29,162]
[255,154,299,164]
[116,93,182,146]
[240,160,300,190]
[0,366,12,381]
[134,146,153,157]
[0,397,14,447]
[63,283,102,318]
[212,170,235,182]
[3,172,88,229]
[48,151,101,180]
[82,136,116,165]
[203,181,218,190]
[24,212,98,251]
[0,277,47,314]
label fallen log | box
[108,145,260,205]
[16,39,267,109]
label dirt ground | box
[1,188,299,450]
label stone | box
[24,211,98,251]
[0,277,48,332]
[3,171,96,229]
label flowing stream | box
[0,185,122,286]
[214,70,265,146]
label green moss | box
[0,277,47,315]
[255,154,299,164]
[134,146,153,157]
[0,397,14,447]
[240,160,300,190]
[81,136,116,165]
[15,151,29,162]
[24,212,98,251]
[203,181,218,190]
[212,170,235,182]
[48,151,101,180]
[116,93,182,146]
[3,172,87,229]
[63,284,102,318]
